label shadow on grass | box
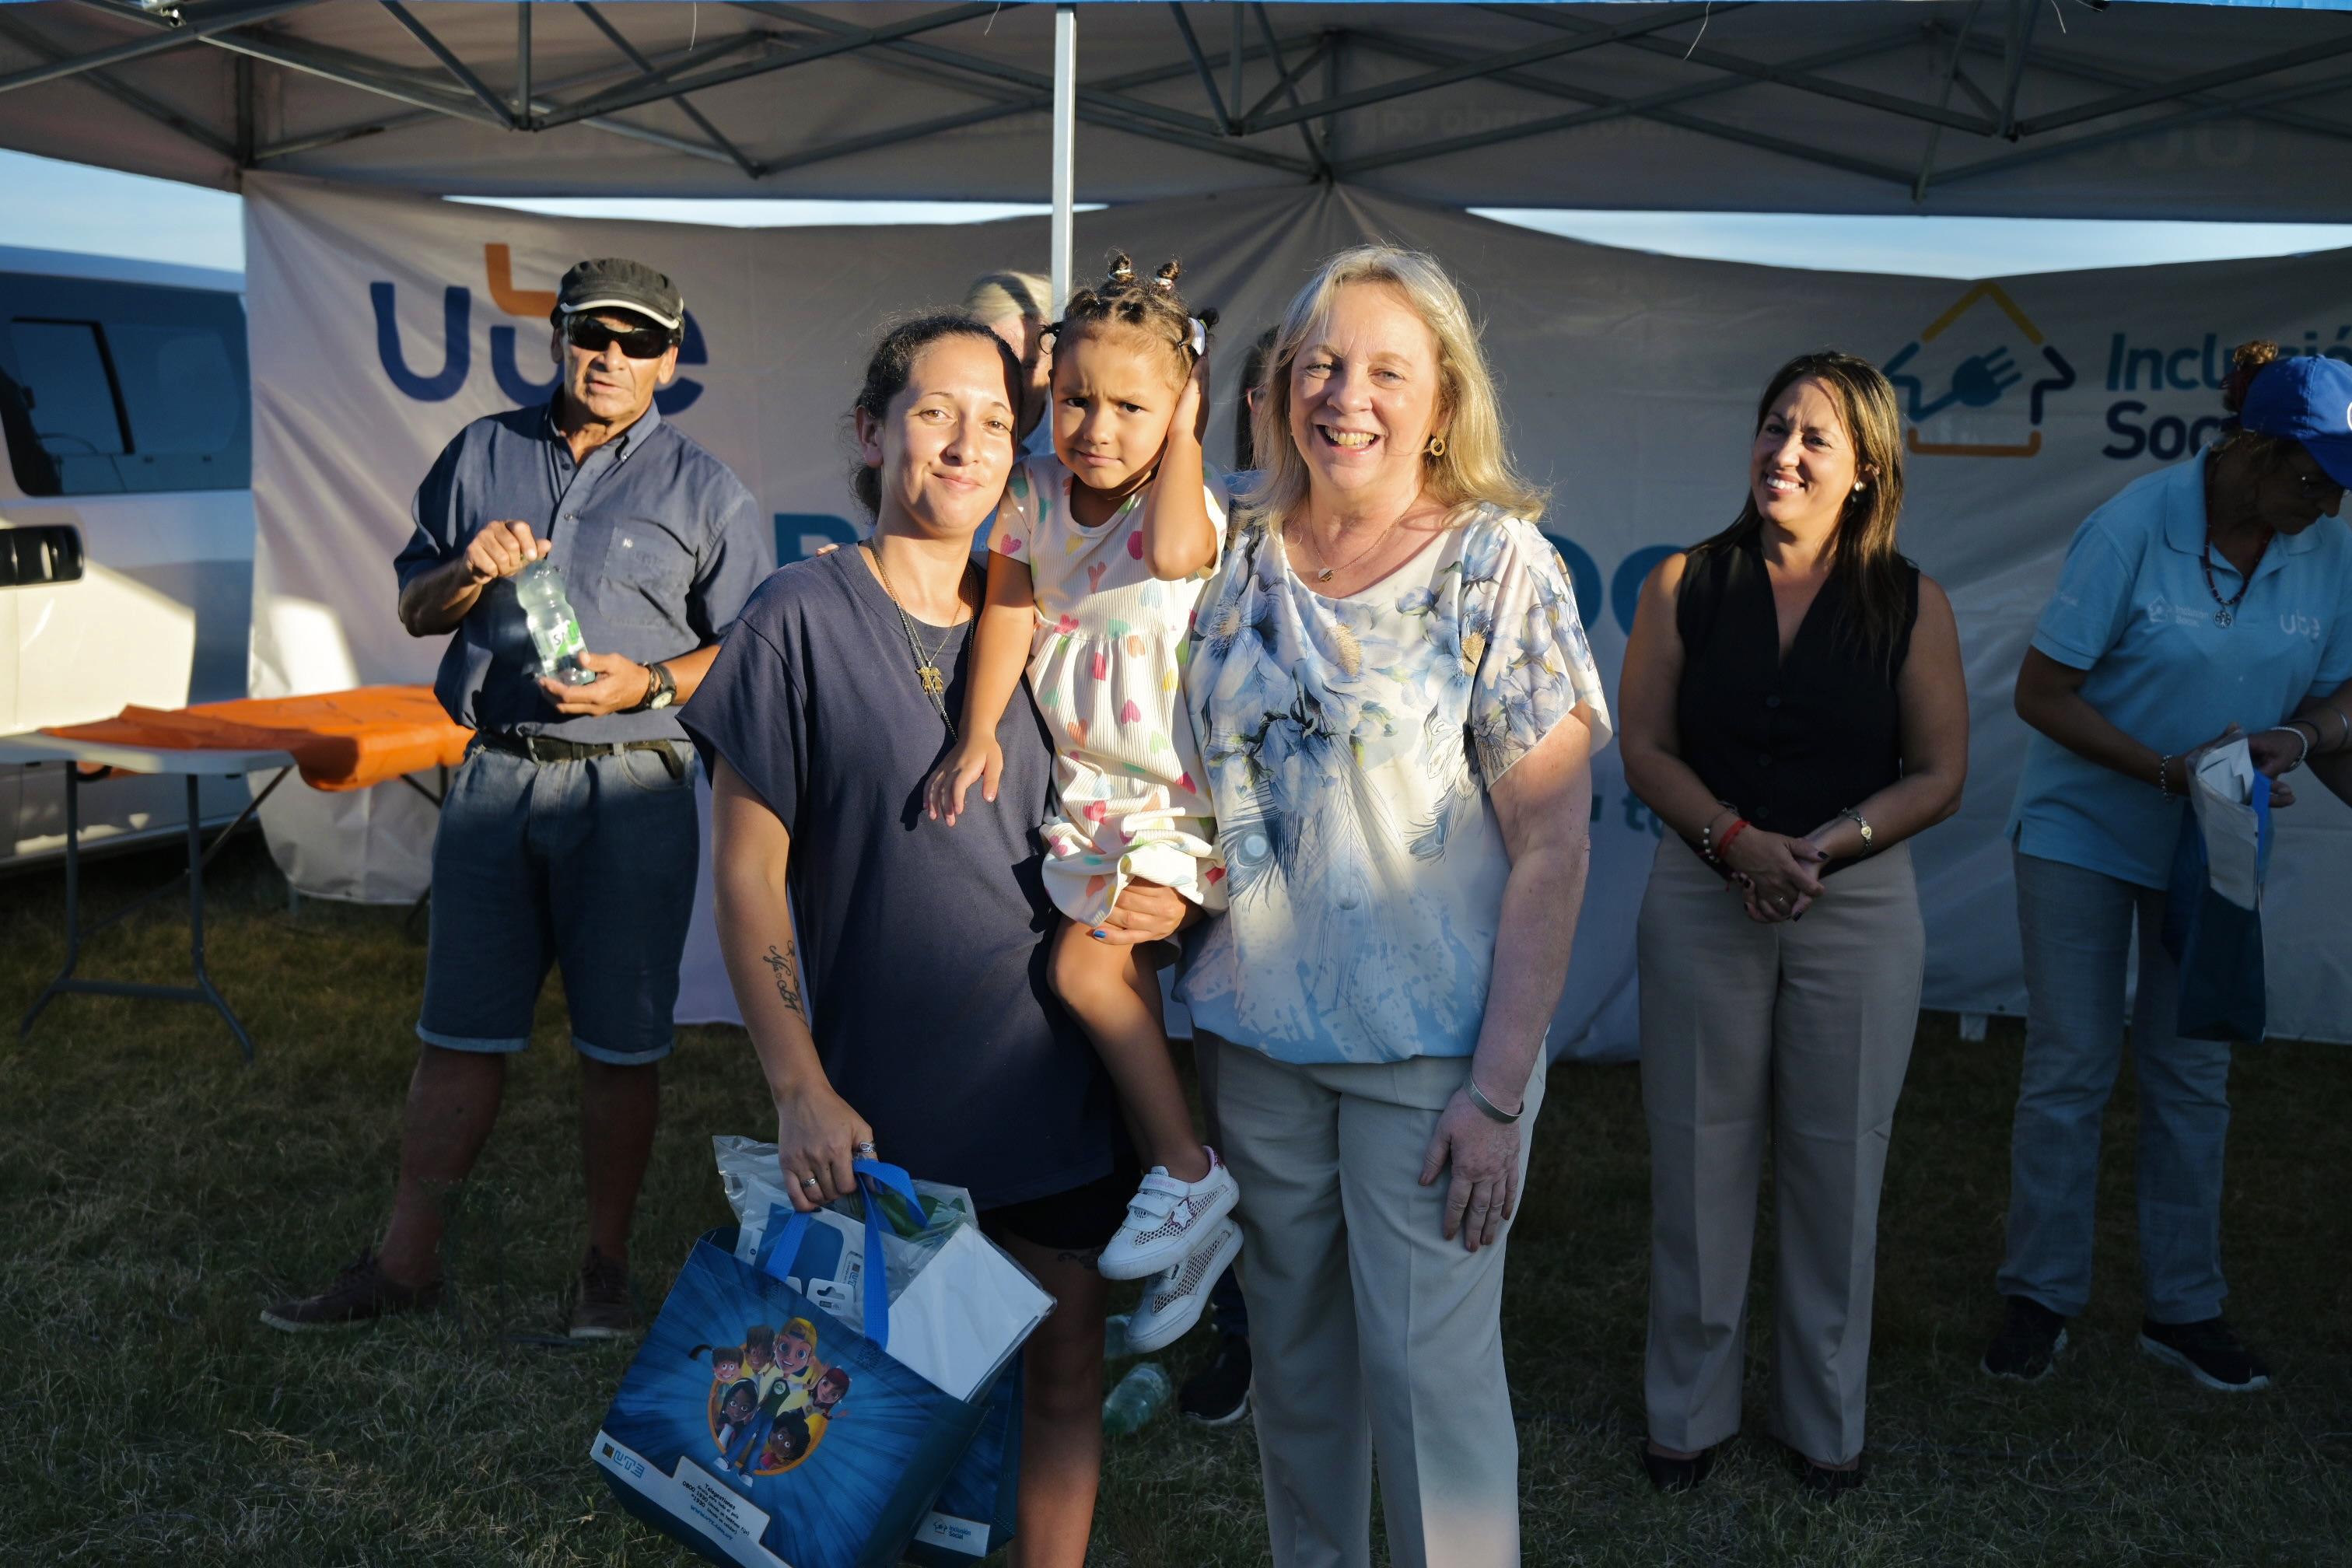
[2,835,2347,1565]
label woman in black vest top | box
[1617,351,1969,1497]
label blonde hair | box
[1243,246,1545,530]
[961,271,1051,327]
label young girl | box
[925,255,1238,1352]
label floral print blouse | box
[1178,498,1612,1066]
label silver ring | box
[854,1142,877,1157]
[800,1176,821,1191]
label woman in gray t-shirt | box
[684,315,1185,1567]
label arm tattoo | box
[761,940,805,1019]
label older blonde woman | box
[1181,247,1610,1568]
[962,270,1054,446]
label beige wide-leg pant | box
[1637,838,1923,1467]
[1203,1034,1547,1568]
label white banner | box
[243,173,2352,1056]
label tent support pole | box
[250,33,768,163]
[235,50,254,166]
[1342,30,1914,184]
[516,2,530,121]
[0,0,320,96]
[0,8,235,157]
[576,2,765,177]
[1941,65,2352,187]
[1248,5,1330,178]
[1052,2,1076,315]
[1946,26,2352,149]
[2015,33,2352,138]
[1167,3,1235,135]
[378,0,517,128]
[1997,0,2036,139]
[1914,2,1983,202]
[737,3,1228,140]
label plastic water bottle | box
[1104,1312,1134,1361]
[1101,1362,1171,1437]
[515,557,595,684]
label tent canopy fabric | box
[2,0,2352,219]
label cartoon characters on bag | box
[691,1318,853,1479]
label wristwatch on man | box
[633,660,677,712]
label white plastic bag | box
[709,1137,1045,1400]
[2189,739,2265,911]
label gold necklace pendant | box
[919,664,945,695]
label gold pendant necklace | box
[865,543,963,733]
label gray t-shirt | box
[681,548,1118,1209]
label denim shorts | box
[416,741,698,1064]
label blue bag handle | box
[752,1158,924,1350]
[2251,771,2273,880]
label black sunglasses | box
[564,315,674,360]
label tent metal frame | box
[5,0,2351,206]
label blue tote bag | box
[592,1160,1027,1568]
[2162,762,2273,1044]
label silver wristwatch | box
[1840,806,1874,851]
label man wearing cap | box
[1981,341,2352,1395]
[263,259,768,1339]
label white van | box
[0,245,254,869]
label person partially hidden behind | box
[261,257,767,1340]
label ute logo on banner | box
[1882,282,2080,460]
[369,242,709,414]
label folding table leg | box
[16,759,84,1041]
[185,774,257,1063]
[17,767,259,1063]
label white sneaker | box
[1097,1151,1240,1281]
[1125,1218,1242,1355]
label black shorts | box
[982,1160,1139,1255]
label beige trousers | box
[1202,1034,1546,1568]
[1636,838,1923,1466]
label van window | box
[0,273,248,497]
[7,320,128,493]
[111,321,241,464]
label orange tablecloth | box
[42,685,472,793]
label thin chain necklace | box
[1300,513,1402,584]
[863,542,964,735]
[2199,529,2266,628]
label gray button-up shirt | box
[394,399,769,742]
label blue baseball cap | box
[2241,354,2352,490]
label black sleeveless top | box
[1675,536,1919,873]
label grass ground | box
[2,832,2348,1566]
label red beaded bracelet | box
[1716,817,1752,859]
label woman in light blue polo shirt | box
[1983,344,2352,1394]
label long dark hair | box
[1683,349,1911,667]
[847,313,1021,518]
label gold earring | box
[1426,436,1447,459]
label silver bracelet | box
[1465,1074,1523,1125]
[2263,724,2312,772]
[1839,805,1874,852]
[2158,753,2174,800]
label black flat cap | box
[555,257,684,334]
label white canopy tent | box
[6,0,2350,1055]
[5,1,2352,222]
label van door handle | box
[0,524,85,587]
